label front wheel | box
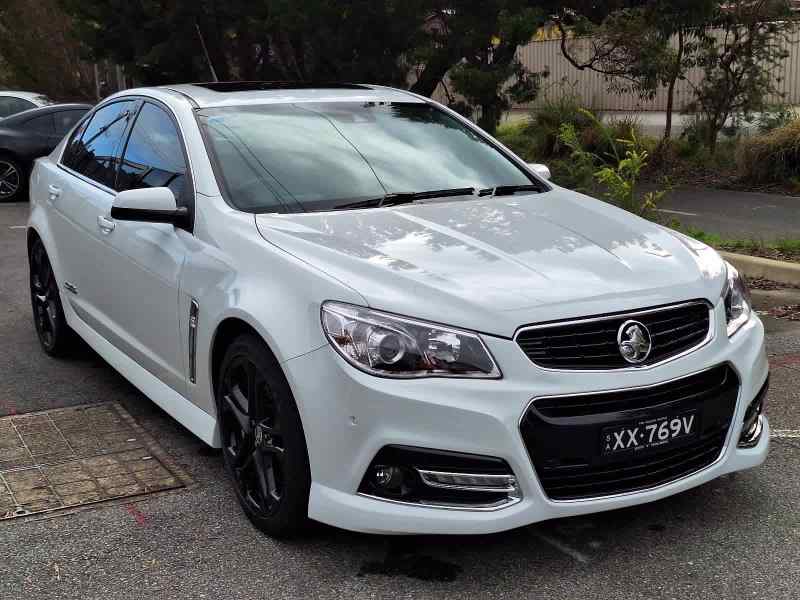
[215,334,311,537]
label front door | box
[98,100,194,396]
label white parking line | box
[656,208,699,217]
[771,430,800,438]
[534,533,590,564]
[8,225,25,230]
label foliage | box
[688,0,796,152]
[495,120,541,161]
[754,104,799,133]
[61,0,430,85]
[554,121,597,191]
[0,0,95,100]
[554,108,669,214]
[442,2,549,134]
[594,137,667,218]
[555,0,716,138]
[532,93,595,157]
[736,118,800,184]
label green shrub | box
[754,105,798,133]
[533,94,594,157]
[735,119,800,184]
[495,119,541,162]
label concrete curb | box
[720,251,800,286]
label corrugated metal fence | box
[514,30,800,111]
[432,29,800,112]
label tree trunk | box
[664,76,676,140]
[478,101,501,135]
[664,29,685,141]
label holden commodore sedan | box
[27,82,769,537]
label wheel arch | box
[208,315,301,408]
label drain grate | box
[0,402,186,519]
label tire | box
[29,237,75,356]
[215,333,311,538]
[0,155,26,202]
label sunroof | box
[193,81,371,92]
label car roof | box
[0,90,51,103]
[152,82,424,109]
[0,103,92,127]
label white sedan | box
[27,82,769,537]
[0,91,54,119]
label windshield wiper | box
[332,187,476,210]
[478,184,544,197]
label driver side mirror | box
[527,163,551,181]
[110,187,189,227]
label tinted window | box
[197,102,535,213]
[117,103,189,204]
[62,101,134,188]
[53,109,88,135]
[0,96,35,118]
[23,114,54,135]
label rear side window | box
[23,114,54,134]
[62,101,134,188]
[53,110,88,136]
[0,96,35,118]
[117,102,189,205]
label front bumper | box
[282,303,769,535]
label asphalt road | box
[659,188,800,241]
[1,201,799,600]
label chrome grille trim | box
[514,300,715,372]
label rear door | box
[18,113,56,158]
[99,100,193,395]
[49,99,137,337]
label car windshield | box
[197,102,540,213]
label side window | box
[117,102,189,206]
[62,101,134,188]
[0,96,35,118]
[23,114,55,135]
[53,110,87,136]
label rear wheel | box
[0,156,25,202]
[215,334,311,537]
[29,238,74,356]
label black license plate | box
[601,410,699,456]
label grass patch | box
[677,226,800,263]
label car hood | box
[255,189,726,337]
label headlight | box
[723,261,752,337]
[321,302,501,378]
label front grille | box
[515,301,711,370]
[520,364,739,500]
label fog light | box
[372,465,404,491]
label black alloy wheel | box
[0,157,23,202]
[216,334,311,537]
[29,238,73,356]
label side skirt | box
[68,310,220,447]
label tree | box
[688,0,795,152]
[409,1,548,134]
[61,0,431,86]
[555,1,716,139]
[0,0,95,100]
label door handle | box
[97,215,115,233]
[47,185,61,201]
